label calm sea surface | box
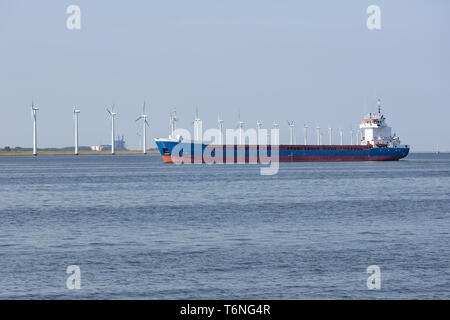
[0,153,449,299]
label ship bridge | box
[359,99,400,148]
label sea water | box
[0,153,449,299]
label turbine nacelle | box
[256,120,263,129]
[31,100,39,111]
[137,101,148,122]
[236,111,244,128]
[106,108,117,116]
[217,113,224,124]
[136,114,148,121]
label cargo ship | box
[155,99,409,163]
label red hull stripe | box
[161,155,403,163]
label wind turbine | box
[316,125,321,145]
[217,114,224,145]
[350,128,354,145]
[339,128,343,145]
[256,120,263,145]
[106,106,117,155]
[136,101,149,154]
[169,108,178,139]
[192,107,202,141]
[328,127,332,145]
[31,101,39,156]
[73,107,80,155]
[272,121,279,145]
[287,121,295,145]
[304,124,308,145]
[236,111,244,145]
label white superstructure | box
[359,99,403,148]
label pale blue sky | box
[0,0,449,150]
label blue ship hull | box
[155,140,410,163]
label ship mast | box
[170,108,178,138]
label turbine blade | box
[136,116,142,122]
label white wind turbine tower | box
[350,128,354,145]
[106,106,117,155]
[193,107,202,142]
[316,125,321,145]
[217,114,224,145]
[169,108,178,139]
[237,112,245,145]
[256,120,263,145]
[339,128,343,145]
[272,121,279,145]
[136,101,149,154]
[31,102,39,156]
[304,124,308,145]
[73,107,80,155]
[287,121,295,145]
[328,127,332,145]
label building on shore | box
[91,135,127,151]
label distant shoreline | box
[0,150,446,157]
[0,150,160,156]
